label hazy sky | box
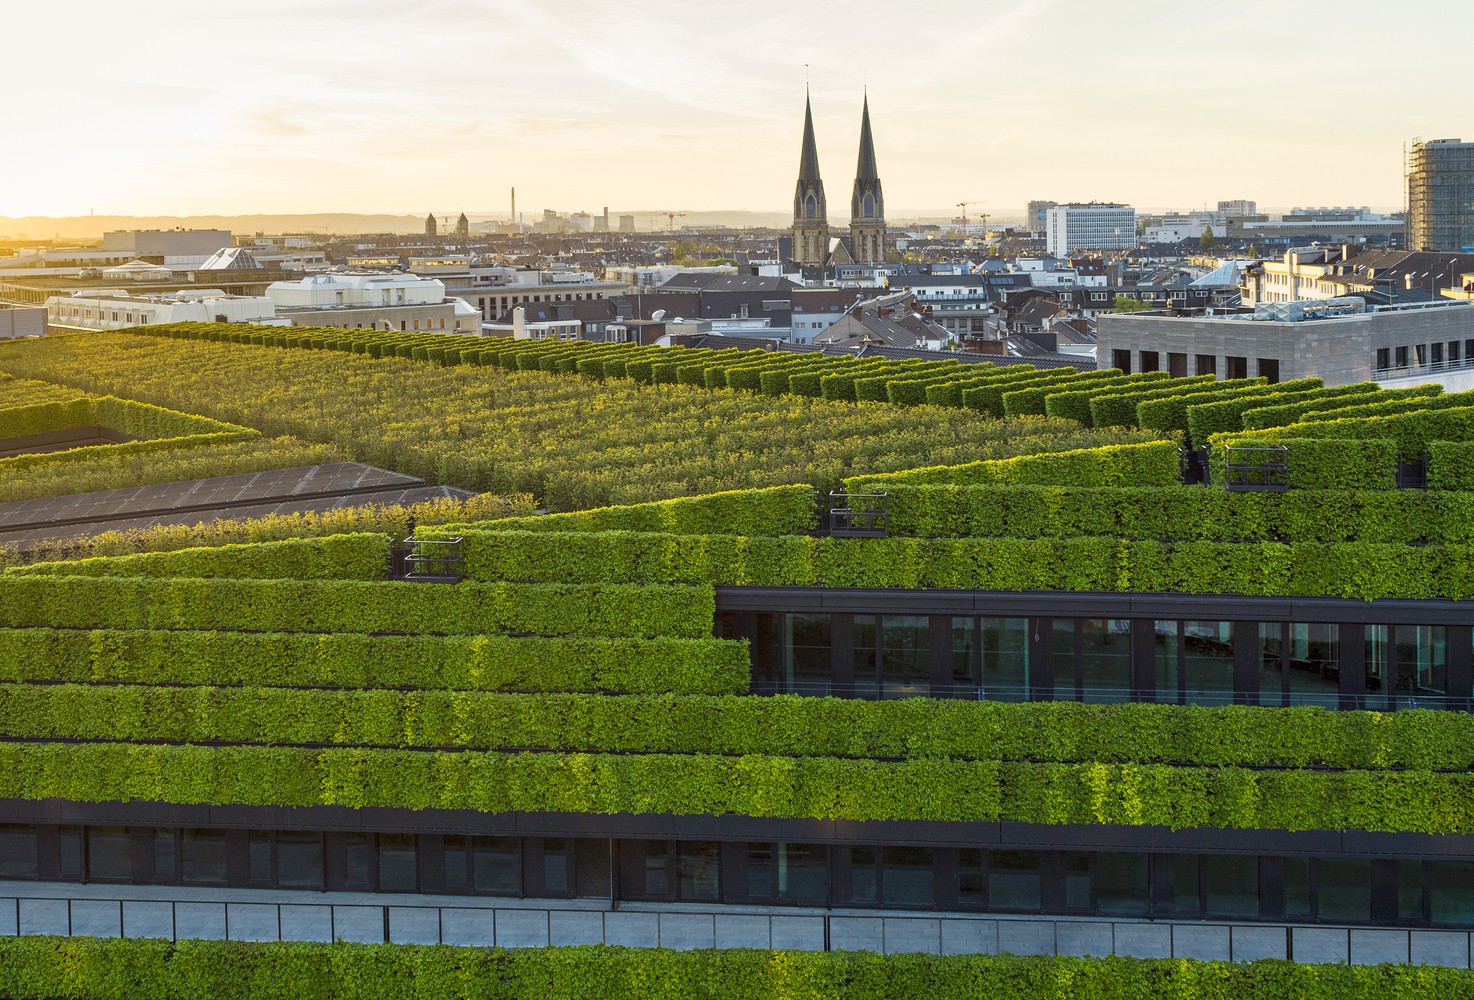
[5,0,1472,220]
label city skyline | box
[4,0,1472,219]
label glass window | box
[1287,623,1340,708]
[87,827,132,883]
[180,830,226,885]
[152,829,176,882]
[1204,855,1257,918]
[1284,856,1311,917]
[1064,852,1091,910]
[958,849,984,905]
[59,827,82,880]
[1173,855,1201,914]
[542,839,570,895]
[981,618,1029,701]
[849,846,878,904]
[1096,853,1149,916]
[443,836,468,889]
[778,843,828,905]
[471,837,520,895]
[1259,623,1286,707]
[1399,861,1424,921]
[1183,621,1235,706]
[988,851,1041,912]
[1052,620,1078,701]
[786,614,831,695]
[343,833,371,888]
[1396,625,1447,706]
[1154,621,1179,700]
[1317,859,1370,923]
[378,834,417,892]
[0,825,38,878]
[277,832,323,890]
[678,842,719,901]
[574,839,610,898]
[1079,619,1133,703]
[857,616,930,700]
[248,831,271,883]
[884,846,934,908]
[747,843,774,901]
[643,841,670,897]
[1431,862,1474,926]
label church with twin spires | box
[791,92,886,266]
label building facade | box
[1046,204,1136,258]
[848,95,886,265]
[1408,138,1474,252]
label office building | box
[1045,204,1136,257]
[1408,138,1474,252]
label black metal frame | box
[828,491,887,538]
[389,536,464,583]
[1224,443,1289,492]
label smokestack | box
[513,305,527,339]
[511,187,516,225]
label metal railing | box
[828,491,888,538]
[1224,444,1289,492]
[389,536,464,583]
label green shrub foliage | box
[0,628,748,695]
[4,939,1472,1000]
[843,441,1182,490]
[8,533,390,581]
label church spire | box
[848,91,886,265]
[791,90,830,266]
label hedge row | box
[842,441,1182,491]
[1431,441,1474,489]
[0,628,747,695]
[0,576,715,638]
[1183,381,1380,446]
[1087,375,1227,429]
[875,484,1474,543]
[1247,406,1474,458]
[1242,384,1444,431]
[6,939,1467,1000]
[1040,372,1174,425]
[1139,378,1322,446]
[0,395,259,472]
[10,684,1474,771]
[8,533,390,581]
[1000,370,1137,417]
[0,740,1468,831]
[1208,437,1397,490]
[1298,387,1474,425]
[428,529,1474,600]
[438,485,816,535]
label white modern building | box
[46,290,279,330]
[265,273,479,333]
[1045,203,1136,257]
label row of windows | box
[1111,349,1276,382]
[5,825,1468,928]
[725,612,1470,710]
[1375,340,1472,372]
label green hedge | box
[0,628,748,695]
[843,441,1181,491]
[1297,388,1474,424]
[0,396,260,472]
[434,485,816,535]
[1086,376,1224,428]
[11,684,1474,771]
[1139,378,1322,446]
[1040,372,1172,425]
[1241,384,1443,431]
[0,739,1469,831]
[875,484,1474,543]
[7,533,389,581]
[1260,406,1474,458]
[438,529,1474,600]
[1431,441,1474,489]
[0,576,714,637]
[1184,382,1379,446]
[1208,436,1399,490]
[6,939,1470,1000]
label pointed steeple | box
[848,91,886,265]
[854,92,878,184]
[791,89,830,266]
[798,92,823,184]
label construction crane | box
[956,201,988,231]
[664,211,687,232]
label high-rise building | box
[1045,203,1135,257]
[791,93,830,266]
[848,95,886,265]
[1407,138,1474,252]
[1025,200,1057,236]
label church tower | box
[456,212,470,238]
[791,92,830,266]
[848,93,886,264]
[425,213,438,237]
